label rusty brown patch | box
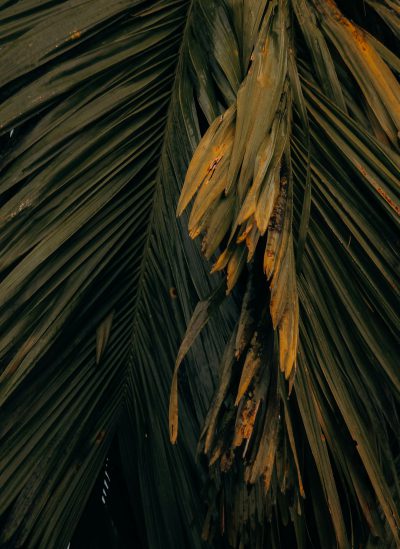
[169,287,178,299]
[69,30,81,40]
[377,187,400,216]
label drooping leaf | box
[1,1,399,548]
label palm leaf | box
[1,1,399,548]
[0,1,194,546]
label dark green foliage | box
[0,1,399,548]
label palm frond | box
[1,0,399,548]
[0,1,189,546]
[167,0,400,547]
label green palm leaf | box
[1,0,399,548]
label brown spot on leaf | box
[220,449,234,472]
[69,30,81,40]
[377,187,400,216]
[169,287,178,299]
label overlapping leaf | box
[1,0,399,548]
[169,0,400,547]
[0,1,192,546]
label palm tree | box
[0,0,399,547]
